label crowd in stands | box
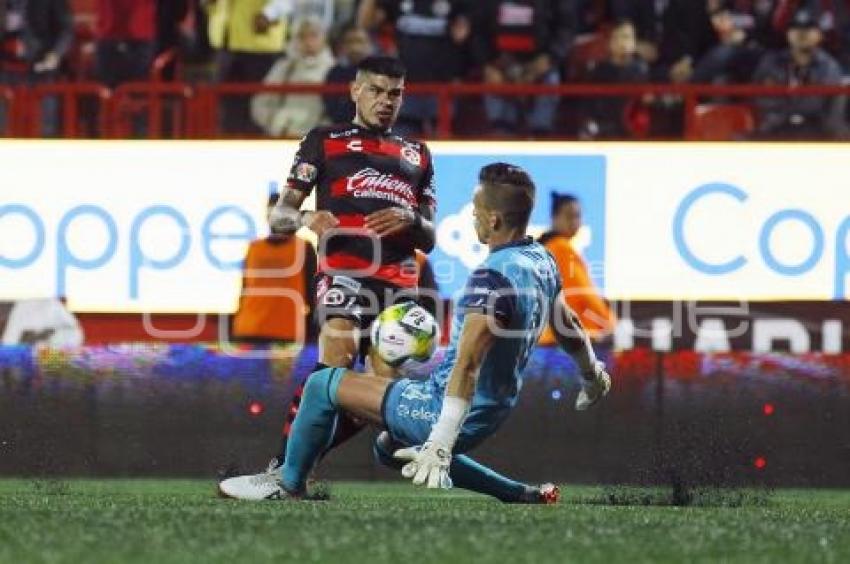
[2,0,850,139]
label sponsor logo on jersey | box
[322,288,346,307]
[471,286,494,295]
[316,276,330,299]
[401,144,422,167]
[332,275,362,292]
[328,128,360,138]
[295,163,317,183]
[343,168,417,206]
[347,139,363,152]
[463,296,487,309]
[396,404,438,423]
[400,386,432,402]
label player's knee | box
[319,320,358,366]
[303,367,344,406]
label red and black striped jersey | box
[285,122,436,288]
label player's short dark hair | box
[356,55,406,79]
[478,163,536,228]
[550,192,578,217]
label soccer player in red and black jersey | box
[267,56,437,464]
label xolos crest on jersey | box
[401,144,421,167]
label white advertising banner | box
[602,144,849,301]
[1,141,847,312]
[0,141,297,312]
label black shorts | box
[314,274,419,332]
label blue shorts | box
[381,378,511,453]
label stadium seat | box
[687,104,755,141]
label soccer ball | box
[370,302,440,367]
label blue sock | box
[280,367,344,493]
[450,455,530,502]
[373,434,530,502]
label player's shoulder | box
[490,239,559,282]
[490,238,544,261]
[303,123,359,141]
[467,265,516,294]
[388,132,432,153]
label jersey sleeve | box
[458,268,518,326]
[285,129,323,194]
[417,144,436,210]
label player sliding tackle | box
[220,163,611,502]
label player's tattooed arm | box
[269,188,307,234]
[270,188,339,236]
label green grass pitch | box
[1,480,848,563]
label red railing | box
[2,81,849,140]
[0,86,14,136]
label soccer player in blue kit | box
[219,163,611,503]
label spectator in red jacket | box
[95,0,156,87]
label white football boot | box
[218,459,296,501]
[575,361,611,411]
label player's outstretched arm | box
[549,294,611,410]
[394,313,496,489]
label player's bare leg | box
[366,347,403,379]
[318,317,359,367]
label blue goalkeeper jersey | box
[431,237,561,418]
